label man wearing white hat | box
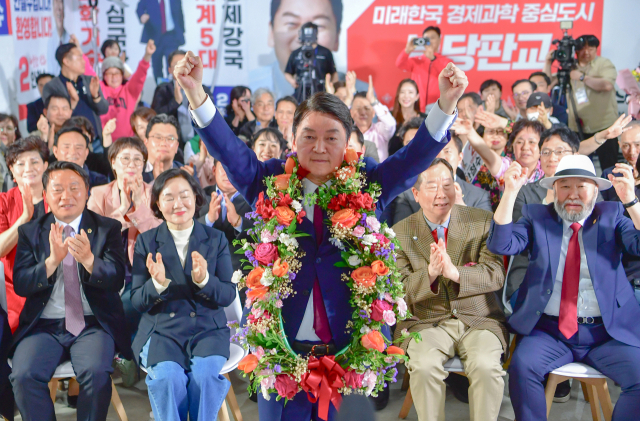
[488,155,640,421]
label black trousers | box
[583,131,620,172]
[10,317,116,421]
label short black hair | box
[270,0,343,31]
[36,73,54,85]
[6,135,49,169]
[276,96,298,109]
[397,117,423,142]
[512,79,537,92]
[100,39,121,58]
[577,34,600,49]
[146,114,180,139]
[450,134,463,153]
[61,116,96,140]
[539,126,581,153]
[414,158,453,189]
[43,161,90,191]
[54,126,90,147]
[168,49,187,69]
[150,169,205,220]
[44,94,71,109]
[225,85,251,116]
[508,119,545,146]
[350,125,364,146]
[250,127,287,153]
[55,43,77,66]
[458,92,482,106]
[480,79,502,93]
[292,92,353,144]
[529,71,551,86]
[423,26,441,37]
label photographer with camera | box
[396,26,453,112]
[544,33,619,170]
[284,22,338,104]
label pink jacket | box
[87,180,161,264]
[100,59,150,141]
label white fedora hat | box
[539,155,612,190]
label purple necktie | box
[159,0,167,33]
[312,204,332,343]
[63,225,85,336]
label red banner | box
[348,1,603,107]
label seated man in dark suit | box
[26,73,54,133]
[197,159,251,273]
[489,155,640,421]
[393,134,492,225]
[52,126,108,188]
[9,161,130,421]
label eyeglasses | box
[149,134,178,145]
[485,129,506,136]
[513,91,532,98]
[117,155,144,167]
[541,149,572,157]
[0,126,16,133]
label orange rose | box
[351,266,377,287]
[331,208,361,228]
[238,354,259,373]
[361,330,386,353]
[272,258,289,277]
[371,260,389,276]
[247,287,268,302]
[344,148,359,165]
[275,206,296,226]
[274,174,291,191]
[284,157,295,174]
[386,346,405,356]
[246,267,265,289]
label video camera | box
[551,21,584,72]
[294,22,321,102]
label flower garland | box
[229,149,420,420]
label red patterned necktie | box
[558,222,582,339]
[431,227,448,247]
[312,204,332,343]
[63,225,85,336]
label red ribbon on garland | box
[300,356,345,421]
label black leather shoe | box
[553,380,571,403]
[67,392,78,408]
[444,373,469,404]
[369,383,390,411]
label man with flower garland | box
[393,158,507,421]
[173,50,467,421]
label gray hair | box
[251,88,275,106]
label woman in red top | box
[0,136,49,332]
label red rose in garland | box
[370,299,393,322]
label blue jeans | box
[141,340,230,421]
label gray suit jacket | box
[42,75,109,137]
[363,140,380,163]
[392,178,492,226]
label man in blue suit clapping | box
[488,155,640,421]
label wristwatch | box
[623,197,639,208]
[579,73,585,82]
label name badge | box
[575,87,589,105]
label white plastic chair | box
[140,289,246,421]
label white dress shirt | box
[41,214,94,319]
[153,222,209,293]
[544,217,602,317]
[190,96,456,340]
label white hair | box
[553,184,598,222]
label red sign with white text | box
[347,1,603,107]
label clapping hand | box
[366,75,377,104]
[433,239,459,282]
[325,73,335,94]
[428,243,444,282]
[147,252,167,286]
[66,229,94,272]
[503,161,529,193]
[19,183,34,224]
[484,94,497,114]
[207,191,222,223]
[48,223,69,267]
[438,63,469,115]
[224,193,241,227]
[66,82,80,109]
[608,163,637,204]
[89,77,101,100]
[191,251,208,284]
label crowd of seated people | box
[1,27,639,421]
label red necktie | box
[431,228,448,247]
[559,223,582,339]
[312,204,332,343]
[159,0,167,33]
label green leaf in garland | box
[334,261,349,268]
[287,220,297,234]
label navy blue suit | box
[488,202,640,421]
[136,0,185,81]
[195,109,449,420]
[131,220,236,369]
[26,98,44,134]
[10,210,131,421]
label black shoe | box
[444,373,469,404]
[67,393,77,408]
[369,383,389,411]
[553,380,571,403]
[248,389,258,403]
